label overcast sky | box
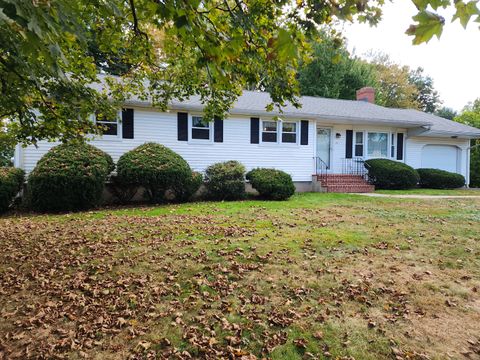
[341,1,480,111]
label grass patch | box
[0,193,479,359]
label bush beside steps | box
[417,168,465,189]
[0,167,25,213]
[246,168,295,200]
[365,158,419,190]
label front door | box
[316,128,331,169]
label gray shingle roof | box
[401,109,480,137]
[92,76,480,137]
[168,91,434,127]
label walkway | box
[353,193,480,199]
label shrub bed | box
[365,159,419,190]
[246,168,295,200]
[205,161,246,200]
[27,143,114,212]
[115,143,197,203]
[417,168,465,189]
[0,167,25,213]
[172,171,203,202]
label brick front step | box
[315,174,375,193]
[323,184,375,193]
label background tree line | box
[297,31,443,114]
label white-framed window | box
[191,115,212,140]
[261,120,299,144]
[282,122,297,143]
[95,111,120,137]
[354,131,364,157]
[367,132,388,158]
[261,120,278,143]
[391,133,396,158]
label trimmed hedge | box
[365,159,419,190]
[172,171,203,202]
[417,168,465,189]
[205,161,246,200]
[246,168,295,200]
[28,143,114,212]
[115,143,196,203]
[0,167,25,213]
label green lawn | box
[1,193,479,359]
[375,188,480,196]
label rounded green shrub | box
[172,171,203,202]
[115,143,194,203]
[365,159,419,190]
[28,142,114,212]
[204,161,246,200]
[246,168,295,200]
[417,168,465,189]
[0,167,25,213]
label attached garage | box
[421,145,460,173]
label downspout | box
[466,147,470,188]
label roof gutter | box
[410,128,480,139]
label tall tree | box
[297,32,376,100]
[1,0,479,145]
[435,106,458,120]
[408,67,441,113]
[370,54,421,109]
[455,98,480,187]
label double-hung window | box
[191,116,211,140]
[367,132,388,158]
[282,122,297,143]
[262,121,278,142]
[354,131,364,157]
[96,112,119,136]
[261,120,298,144]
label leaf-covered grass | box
[1,193,479,359]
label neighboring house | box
[14,87,480,192]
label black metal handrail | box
[314,157,329,178]
[315,156,371,182]
[341,157,370,181]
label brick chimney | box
[356,87,375,103]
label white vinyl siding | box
[15,111,472,184]
[19,109,315,182]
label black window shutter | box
[214,116,223,143]
[396,133,404,160]
[345,130,353,159]
[300,120,309,145]
[177,112,188,141]
[250,117,259,144]
[122,108,134,139]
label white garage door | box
[421,145,459,173]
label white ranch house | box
[14,87,480,192]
